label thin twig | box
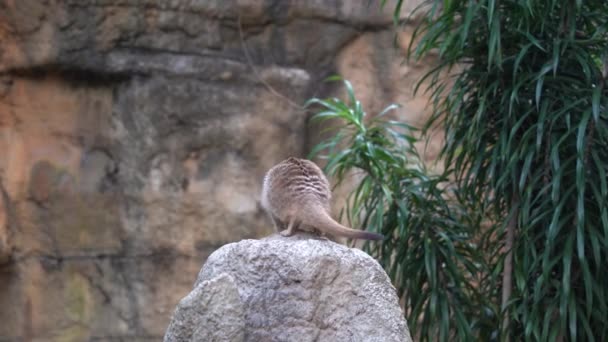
[237,14,304,110]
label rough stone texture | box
[165,234,412,342]
[164,273,245,342]
[0,0,432,340]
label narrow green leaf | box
[592,85,601,121]
[535,76,544,109]
[562,234,574,310]
[377,104,400,117]
[519,152,534,190]
[576,109,591,154]
[513,43,533,80]
[487,0,495,26]
[569,295,577,340]
[552,40,561,75]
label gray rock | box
[164,273,245,342]
[165,233,412,342]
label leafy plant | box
[382,0,607,340]
[306,78,498,341]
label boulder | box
[164,234,412,342]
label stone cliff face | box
[0,0,430,340]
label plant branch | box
[237,13,303,110]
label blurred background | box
[0,1,436,340]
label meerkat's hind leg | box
[280,217,297,237]
[270,214,286,232]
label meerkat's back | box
[262,157,330,214]
[261,157,384,241]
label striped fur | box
[261,157,384,241]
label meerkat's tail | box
[302,204,385,241]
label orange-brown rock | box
[0,0,430,340]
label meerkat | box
[261,157,384,241]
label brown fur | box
[261,157,384,241]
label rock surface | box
[165,234,412,342]
[165,273,246,342]
[0,0,433,340]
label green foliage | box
[309,0,608,340]
[375,0,608,340]
[306,78,499,341]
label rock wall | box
[0,0,431,340]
